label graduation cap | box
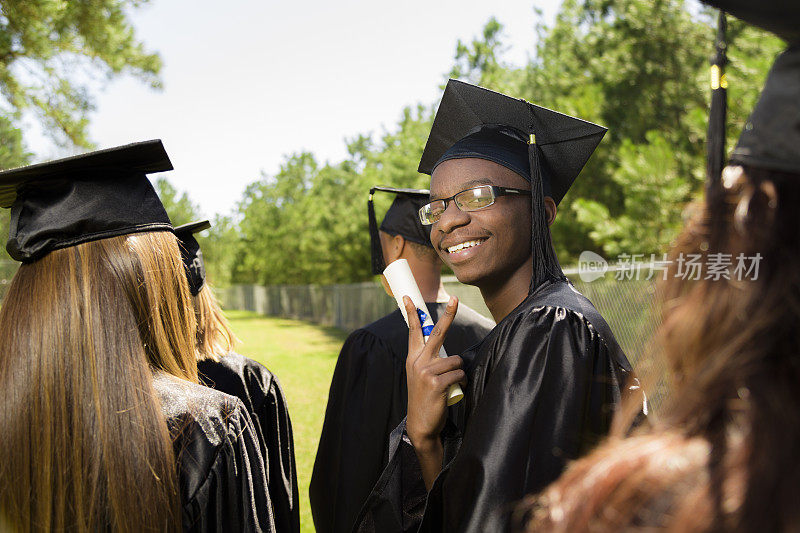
[419,79,607,287]
[701,0,800,45]
[368,186,432,275]
[175,220,211,296]
[731,45,800,173]
[0,140,174,262]
[419,79,607,205]
[701,0,800,175]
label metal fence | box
[218,267,662,373]
[569,269,667,410]
[218,278,493,332]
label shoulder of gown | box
[473,279,632,372]
[197,353,300,533]
[153,372,276,533]
[361,309,411,358]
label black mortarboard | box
[175,220,211,296]
[419,79,607,205]
[730,47,800,173]
[701,1,800,174]
[368,186,432,275]
[701,0,800,45]
[0,140,174,262]
[419,79,607,288]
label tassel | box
[528,134,563,292]
[707,12,728,192]
[368,189,386,275]
[707,10,728,248]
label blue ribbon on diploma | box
[417,309,434,337]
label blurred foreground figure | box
[310,187,493,533]
[175,220,300,533]
[0,141,274,532]
[518,3,800,531]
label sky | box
[25,0,562,219]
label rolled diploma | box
[383,259,464,406]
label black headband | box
[432,124,553,199]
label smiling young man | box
[430,158,548,321]
[354,80,641,533]
[310,187,494,533]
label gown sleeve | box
[245,362,301,533]
[354,306,631,533]
[180,400,277,533]
[310,329,406,533]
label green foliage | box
[0,115,30,262]
[234,153,317,285]
[519,0,782,260]
[155,177,201,227]
[0,0,161,149]
[449,17,526,93]
[231,104,436,285]
[0,115,30,170]
[573,131,692,257]
[155,177,242,287]
[201,214,240,287]
[156,177,244,287]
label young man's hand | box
[404,296,465,489]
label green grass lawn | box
[226,310,347,533]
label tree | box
[230,103,438,286]
[0,0,161,155]
[202,214,240,287]
[155,177,202,227]
[449,17,526,94]
[573,131,691,258]
[0,1,161,267]
[154,177,240,287]
[523,0,783,260]
[234,153,318,285]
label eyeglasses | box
[418,185,531,225]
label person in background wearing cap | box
[354,82,641,533]
[310,187,494,533]
[515,2,800,531]
[175,220,300,533]
[0,141,275,532]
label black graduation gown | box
[353,279,638,533]
[310,302,495,533]
[198,352,300,533]
[152,372,276,532]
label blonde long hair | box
[0,231,198,531]
[193,284,238,361]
